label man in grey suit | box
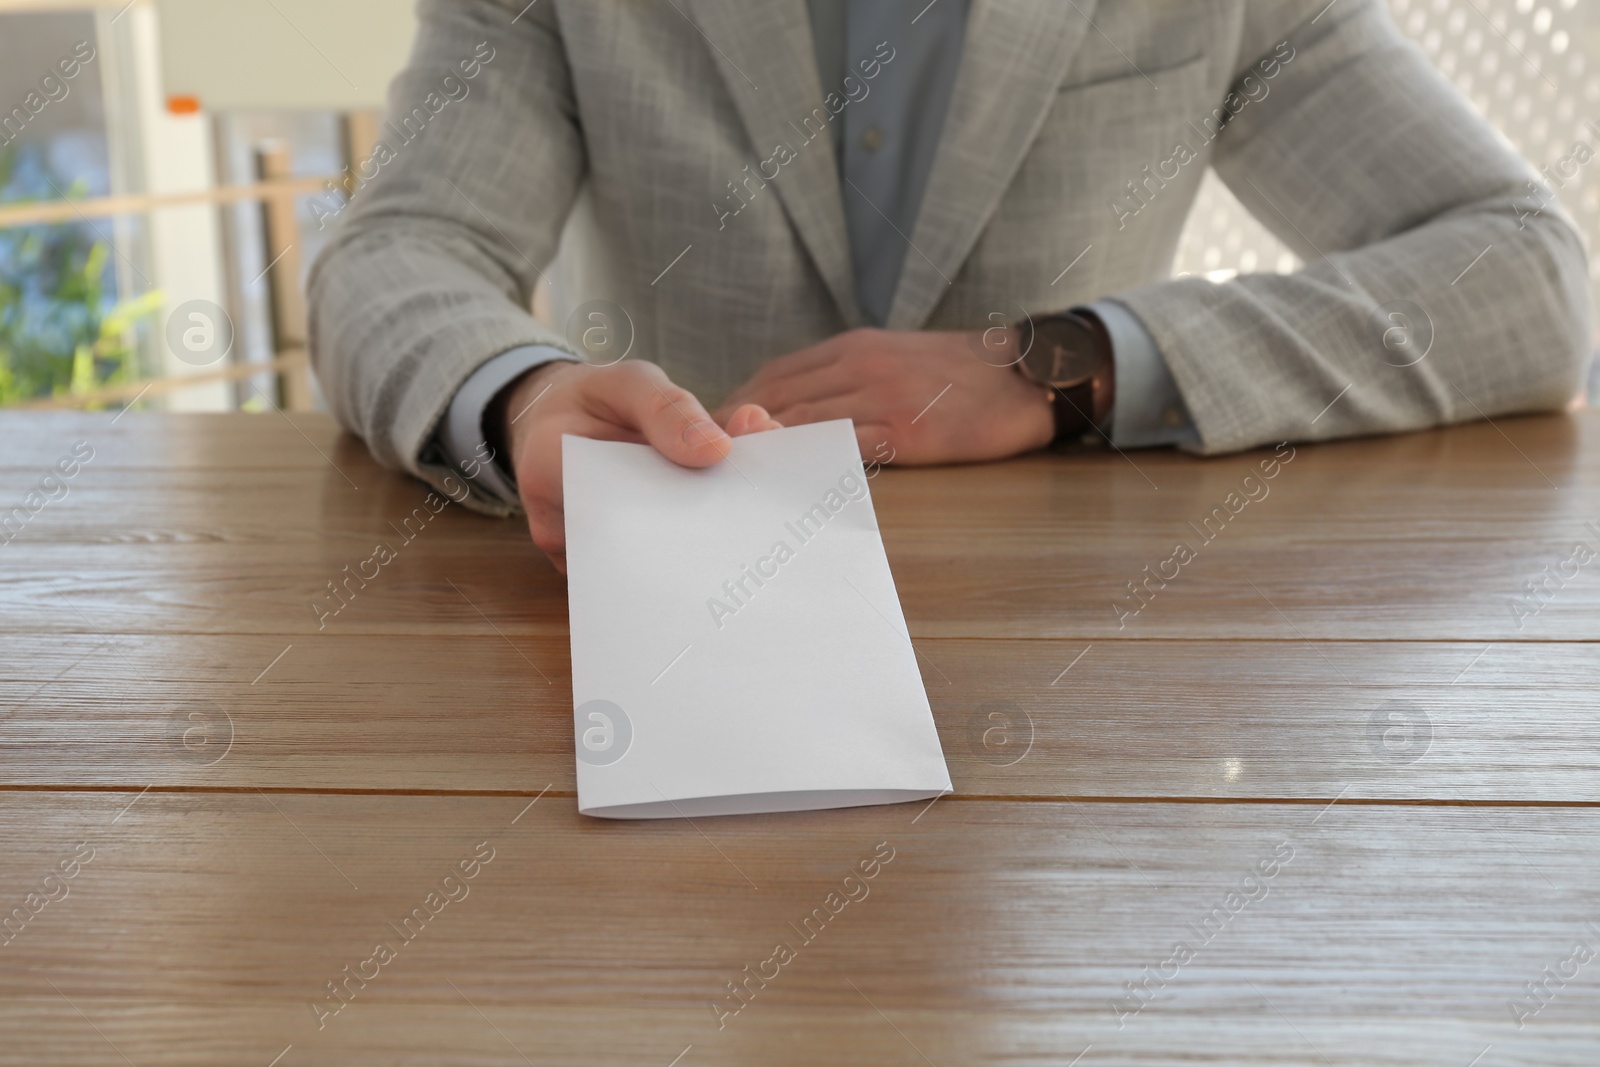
[310,0,1593,572]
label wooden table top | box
[2,410,1597,1066]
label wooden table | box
[2,410,1598,1066]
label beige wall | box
[155,0,415,110]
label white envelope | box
[562,419,952,819]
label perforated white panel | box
[1173,0,1600,315]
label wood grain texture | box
[1,794,1596,1066]
[3,410,1598,1064]
[5,412,1600,639]
[4,634,1600,799]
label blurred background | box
[0,0,1596,415]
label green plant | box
[0,143,162,407]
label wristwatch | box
[1014,309,1115,442]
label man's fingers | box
[526,508,566,565]
[744,336,844,386]
[587,365,731,467]
[764,391,873,430]
[725,368,858,422]
[723,403,783,436]
[527,509,568,574]
[719,336,849,412]
[854,423,894,462]
[648,386,732,466]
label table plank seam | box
[0,784,1594,808]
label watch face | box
[1023,316,1101,386]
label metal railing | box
[1,172,339,412]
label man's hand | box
[714,328,1054,465]
[498,360,780,572]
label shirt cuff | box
[1088,298,1199,450]
[435,344,576,507]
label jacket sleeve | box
[307,0,584,507]
[1113,0,1593,454]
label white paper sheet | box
[562,419,951,819]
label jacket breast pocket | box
[1054,53,1212,127]
[1035,53,1216,234]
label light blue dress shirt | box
[438,0,1197,501]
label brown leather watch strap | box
[1015,309,1115,443]
[1049,377,1098,441]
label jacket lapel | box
[886,0,1097,330]
[686,0,866,328]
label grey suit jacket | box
[309,0,1593,515]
